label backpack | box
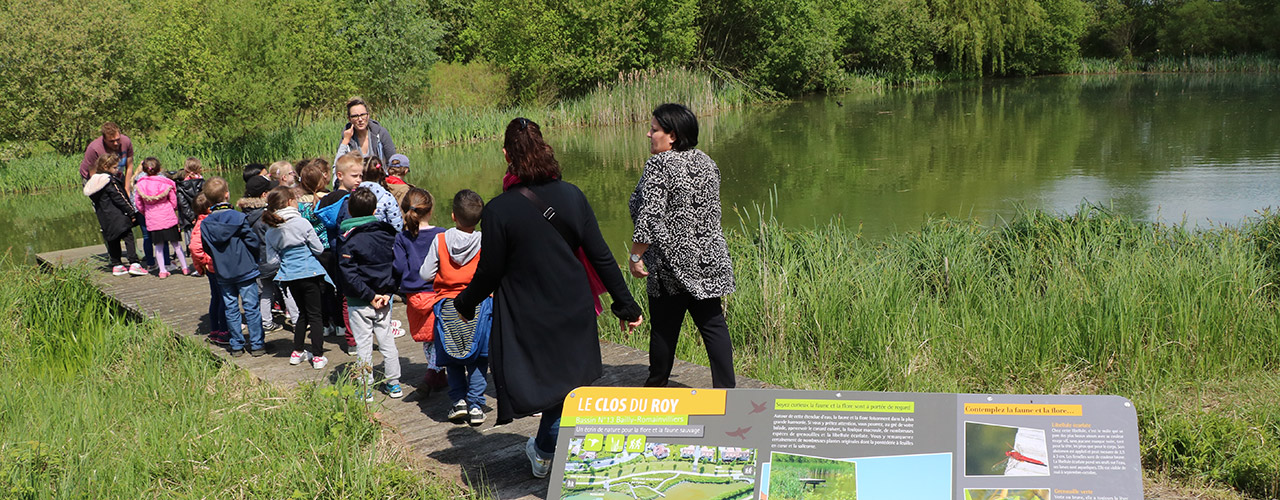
[315,194,349,233]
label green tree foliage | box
[0,0,442,151]
[0,0,134,152]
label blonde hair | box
[336,153,364,175]
[268,160,294,181]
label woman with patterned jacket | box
[628,103,737,389]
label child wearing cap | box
[385,153,412,206]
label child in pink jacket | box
[133,157,189,278]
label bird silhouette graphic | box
[726,426,752,440]
[748,401,768,415]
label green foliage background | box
[0,0,1276,153]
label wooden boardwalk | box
[36,244,769,499]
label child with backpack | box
[133,157,189,278]
[200,177,267,356]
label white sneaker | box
[469,406,485,426]
[447,400,468,421]
[392,327,406,338]
[525,437,551,478]
[289,350,313,365]
[311,356,328,370]
[127,263,149,276]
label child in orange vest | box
[416,190,491,426]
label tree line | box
[1,0,1276,153]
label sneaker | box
[447,400,468,422]
[263,322,280,333]
[360,387,375,402]
[112,265,128,276]
[128,263,149,276]
[248,347,267,357]
[525,437,551,478]
[158,270,171,279]
[182,267,192,276]
[290,350,313,365]
[311,356,328,369]
[469,406,485,426]
[392,327,406,338]
[386,383,403,399]
[207,331,231,346]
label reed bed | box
[601,205,1280,497]
[0,262,473,498]
[0,68,753,194]
[1076,55,1280,75]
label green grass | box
[0,67,756,194]
[1076,55,1280,75]
[600,204,1280,498]
[0,262,474,499]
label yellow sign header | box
[562,387,727,417]
[964,403,1083,416]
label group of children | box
[87,151,494,423]
[84,154,204,277]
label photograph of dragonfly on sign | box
[964,422,1050,477]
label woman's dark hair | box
[261,186,295,227]
[400,187,434,238]
[652,103,698,151]
[346,96,367,114]
[503,117,560,184]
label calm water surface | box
[10,74,1280,262]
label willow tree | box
[931,0,1044,74]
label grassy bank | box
[1076,55,1280,74]
[0,67,755,195]
[0,263,473,498]
[601,205,1280,498]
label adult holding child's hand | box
[453,117,643,479]
[628,103,737,390]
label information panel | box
[549,387,1141,500]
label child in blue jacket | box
[200,177,266,356]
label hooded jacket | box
[132,174,179,231]
[417,228,482,284]
[175,177,204,230]
[358,181,404,231]
[84,173,136,240]
[266,207,330,283]
[338,215,401,307]
[200,204,262,284]
[333,119,396,169]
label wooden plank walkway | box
[36,244,770,499]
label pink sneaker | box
[128,263,149,276]
[182,267,192,276]
[158,270,171,279]
[112,265,128,276]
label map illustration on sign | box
[561,438,757,499]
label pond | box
[10,73,1280,262]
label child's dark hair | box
[261,186,295,227]
[298,159,329,198]
[503,117,560,184]
[242,163,265,182]
[363,156,386,186]
[142,157,162,176]
[94,153,120,174]
[192,193,210,215]
[400,187,434,238]
[348,187,377,217]
[203,177,229,204]
[452,189,484,228]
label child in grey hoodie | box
[262,187,332,369]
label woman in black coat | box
[455,117,643,478]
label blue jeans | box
[220,278,263,351]
[207,275,227,333]
[446,357,488,409]
[533,402,564,460]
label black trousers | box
[104,231,138,266]
[644,294,736,388]
[286,275,326,356]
